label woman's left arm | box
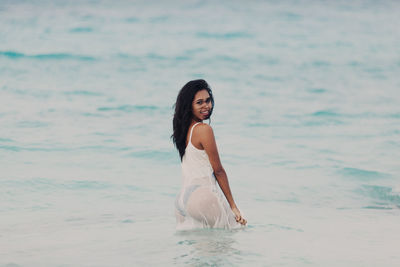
[197,124,246,225]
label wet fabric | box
[175,122,240,230]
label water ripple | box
[69,27,94,33]
[196,31,252,39]
[339,167,390,180]
[358,184,400,209]
[97,104,161,112]
[1,178,148,192]
[64,90,103,96]
[0,51,96,61]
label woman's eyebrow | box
[195,96,211,101]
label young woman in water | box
[172,79,247,229]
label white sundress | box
[174,122,240,230]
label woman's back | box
[181,122,214,187]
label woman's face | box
[192,89,212,121]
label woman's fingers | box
[232,207,247,225]
[236,215,247,225]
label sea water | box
[1,0,399,266]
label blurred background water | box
[1,0,399,266]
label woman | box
[172,79,247,229]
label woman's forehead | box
[194,90,210,100]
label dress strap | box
[189,122,201,143]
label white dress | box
[175,122,240,230]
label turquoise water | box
[1,0,400,266]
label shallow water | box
[1,0,400,266]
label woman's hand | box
[231,206,247,225]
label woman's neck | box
[191,119,202,124]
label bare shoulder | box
[196,123,219,155]
[194,123,216,145]
[195,123,214,135]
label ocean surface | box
[1,0,399,266]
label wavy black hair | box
[172,79,214,160]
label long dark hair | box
[172,79,214,160]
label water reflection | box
[174,229,243,266]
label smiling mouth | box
[200,110,209,115]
